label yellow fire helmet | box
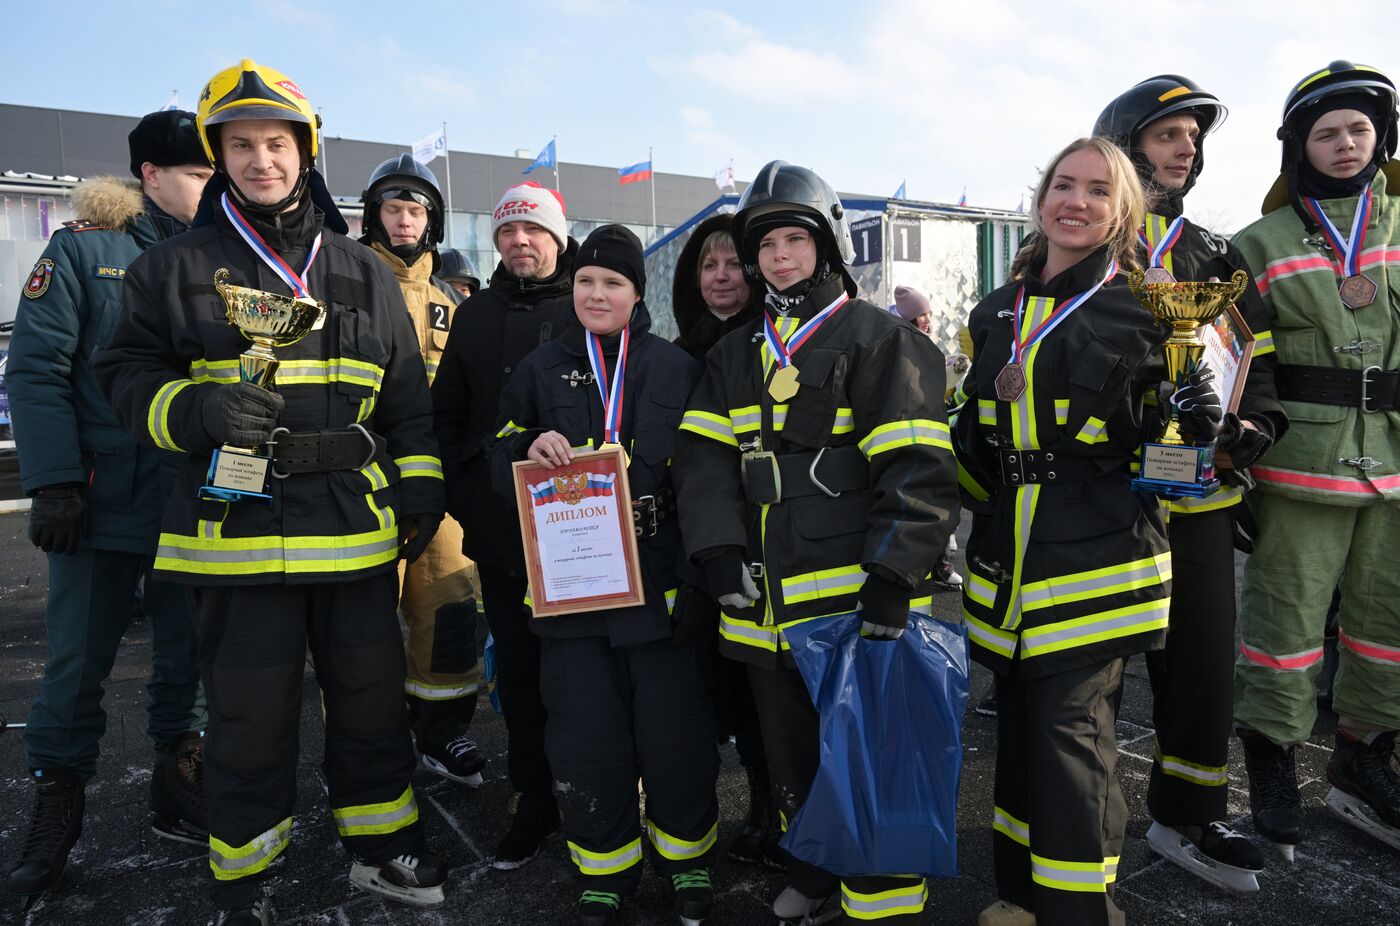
[196,59,319,164]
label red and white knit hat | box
[491,181,567,250]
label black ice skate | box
[215,897,274,925]
[418,730,485,787]
[729,766,782,870]
[5,769,84,911]
[349,849,447,906]
[576,889,624,925]
[1239,729,1302,861]
[772,885,839,925]
[151,731,209,846]
[670,868,712,926]
[977,900,1036,925]
[1326,731,1400,853]
[1145,819,1265,894]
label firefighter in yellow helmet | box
[94,60,448,924]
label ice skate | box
[418,730,485,787]
[151,732,209,846]
[772,885,839,925]
[729,766,781,868]
[1325,731,1400,852]
[215,897,274,925]
[6,769,84,911]
[1239,729,1302,861]
[576,889,624,925]
[669,868,712,925]
[1145,819,1264,894]
[977,899,1036,925]
[349,850,447,906]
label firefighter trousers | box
[1147,507,1236,824]
[1235,492,1400,746]
[993,659,1127,926]
[191,572,422,906]
[399,515,481,740]
[478,561,553,798]
[540,634,719,894]
[25,548,205,778]
[748,661,929,923]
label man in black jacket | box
[432,180,577,868]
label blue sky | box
[4,1,1395,230]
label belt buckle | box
[267,427,291,479]
[631,494,659,538]
[347,422,378,469]
[740,450,782,503]
[808,446,841,498]
[1361,365,1383,413]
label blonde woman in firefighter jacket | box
[675,161,958,926]
[956,138,1186,926]
[1233,61,1400,857]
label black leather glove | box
[1217,413,1273,470]
[1164,368,1224,441]
[28,484,90,555]
[858,573,910,641]
[201,382,285,446]
[399,513,442,564]
[670,584,719,648]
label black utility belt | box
[631,490,675,539]
[995,448,1101,486]
[267,424,385,475]
[1276,364,1400,412]
[741,444,868,505]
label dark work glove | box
[1217,413,1273,470]
[28,484,90,555]
[399,513,442,564]
[858,573,910,641]
[670,584,720,648]
[201,382,285,446]
[1165,368,1224,441]
[702,548,760,611]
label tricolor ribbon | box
[1006,260,1119,364]
[586,325,629,445]
[220,192,323,299]
[1136,215,1185,271]
[1303,188,1373,278]
[762,291,850,369]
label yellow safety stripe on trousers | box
[645,818,717,861]
[333,786,418,837]
[1156,744,1229,787]
[781,564,866,605]
[496,420,527,438]
[1020,598,1170,659]
[857,419,952,458]
[568,837,643,876]
[404,678,480,700]
[147,379,197,451]
[965,571,997,609]
[993,806,1030,846]
[1018,552,1171,612]
[841,881,928,920]
[1253,329,1274,356]
[209,817,293,881]
[395,454,444,480]
[1168,483,1243,515]
[155,525,401,577]
[679,410,738,447]
[1054,398,1070,426]
[1031,852,1113,893]
[1075,416,1110,444]
[964,608,1017,659]
[978,399,997,426]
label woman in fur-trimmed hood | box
[671,213,757,360]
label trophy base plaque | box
[199,446,274,504]
[1131,442,1220,499]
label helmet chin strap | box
[763,260,831,315]
[225,165,311,216]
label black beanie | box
[128,110,208,178]
[575,224,646,297]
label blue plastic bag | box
[778,612,969,878]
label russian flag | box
[619,160,652,184]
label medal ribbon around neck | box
[762,291,850,371]
[1136,215,1184,271]
[585,325,630,445]
[1006,259,1119,365]
[1304,187,1373,278]
[221,192,323,299]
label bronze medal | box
[1142,267,1176,284]
[1339,273,1378,310]
[769,364,801,401]
[995,363,1027,402]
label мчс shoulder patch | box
[94,265,127,280]
[23,259,55,299]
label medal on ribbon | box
[221,193,325,324]
[1304,188,1377,310]
[996,260,1119,403]
[762,292,849,401]
[586,324,629,447]
[1137,214,1184,284]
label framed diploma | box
[511,446,646,617]
[1199,303,1256,414]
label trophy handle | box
[1128,269,1148,302]
[1225,269,1249,307]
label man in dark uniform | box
[5,110,212,908]
[93,60,447,925]
[432,180,578,869]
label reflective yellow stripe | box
[1031,852,1111,893]
[679,410,737,447]
[1168,484,1243,515]
[1004,482,1040,631]
[1075,416,1109,444]
[1253,329,1274,356]
[333,786,418,837]
[1020,598,1170,658]
[1156,745,1229,786]
[395,454,443,480]
[781,564,865,605]
[404,678,479,699]
[964,608,1017,658]
[993,806,1029,846]
[155,525,401,577]
[496,420,527,438]
[209,817,292,881]
[857,419,952,457]
[841,881,928,920]
[1019,552,1171,612]
[1054,398,1070,426]
[147,379,196,451]
[187,357,383,389]
[730,405,762,433]
[718,611,836,653]
[568,837,642,875]
[645,818,717,861]
[833,407,855,434]
[664,587,678,614]
[363,462,394,531]
[965,571,997,609]
[957,458,991,502]
[978,399,997,426]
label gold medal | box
[995,363,1026,402]
[769,364,801,401]
[1339,273,1378,310]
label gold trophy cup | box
[1129,269,1248,498]
[198,268,325,503]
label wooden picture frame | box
[511,445,645,618]
[1200,302,1256,414]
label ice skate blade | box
[1326,786,1400,852]
[1274,842,1295,863]
[420,755,484,788]
[348,863,445,907]
[1145,821,1261,894]
[151,817,209,847]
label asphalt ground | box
[1,512,1397,925]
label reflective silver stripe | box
[569,838,642,873]
[718,614,779,651]
[731,408,762,431]
[148,379,195,451]
[397,460,444,478]
[1158,754,1228,785]
[645,819,717,860]
[833,408,855,432]
[1020,599,1170,657]
[1020,556,1167,610]
[209,818,292,875]
[334,793,418,834]
[1075,416,1107,444]
[156,534,399,566]
[1031,854,1109,888]
[965,571,997,609]
[858,420,951,457]
[840,882,927,916]
[404,679,480,700]
[679,411,736,445]
[978,399,997,425]
[993,807,1029,846]
[1004,483,1038,630]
